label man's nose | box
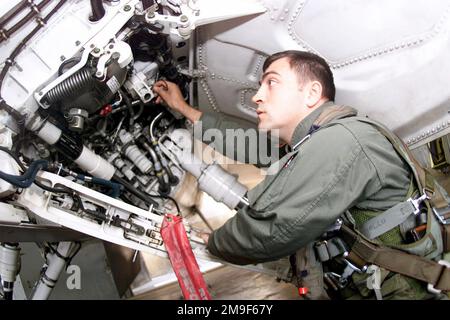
[252,87,264,104]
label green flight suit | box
[197,101,436,299]
[200,101,409,261]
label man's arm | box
[153,80,280,166]
[153,80,202,123]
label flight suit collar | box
[290,101,335,150]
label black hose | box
[119,89,135,126]
[0,0,52,44]
[58,56,82,76]
[2,282,13,300]
[89,0,106,22]
[149,193,180,214]
[154,143,179,186]
[0,1,28,30]
[44,68,94,104]
[0,0,66,122]
[142,0,155,10]
[112,174,159,207]
[0,146,72,194]
[0,160,48,188]
[138,139,171,194]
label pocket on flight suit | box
[251,162,294,212]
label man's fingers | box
[199,233,210,244]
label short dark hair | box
[263,50,335,101]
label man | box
[153,51,447,299]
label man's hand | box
[199,232,210,245]
[152,80,202,123]
[152,80,188,113]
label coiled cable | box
[44,68,94,104]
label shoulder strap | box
[351,116,448,210]
[340,223,450,293]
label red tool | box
[160,214,211,300]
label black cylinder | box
[54,132,84,160]
[44,68,94,105]
[89,0,105,22]
[142,0,155,10]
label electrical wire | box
[150,111,164,141]
[112,174,159,207]
[0,0,66,122]
[149,193,180,214]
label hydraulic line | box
[0,0,52,44]
[89,0,106,22]
[0,243,21,300]
[148,112,179,186]
[0,146,72,194]
[44,68,94,104]
[119,89,135,126]
[112,173,159,207]
[0,159,48,188]
[30,242,78,300]
[0,1,28,30]
[142,0,156,10]
[58,56,82,76]
[139,139,170,194]
[59,165,122,198]
[0,0,66,122]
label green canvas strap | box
[352,117,448,210]
[340,224,450,292]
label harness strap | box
[353,117,448,210]
[314,237,348,262]
[340,224,450,291]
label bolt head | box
[94,48,100,53]
[124,5,131,11]
[180,15,188,23]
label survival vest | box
[291,105,450,300]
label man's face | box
[252,57,311,141]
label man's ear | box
[305,81,323,108]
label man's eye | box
[268,79,277,85]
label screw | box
[147,12,155,19]
[75,40,81,46]
[124,5,131,11]
[180,15,188,23]
[93,47,100,53]
[60,55,66,61]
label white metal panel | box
[196,0,450,148]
